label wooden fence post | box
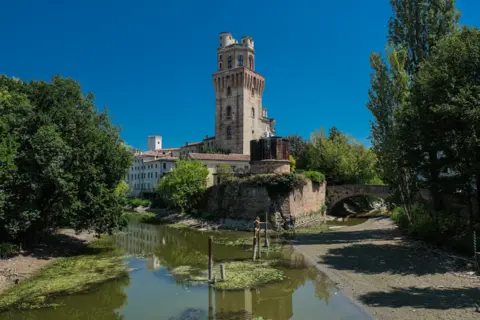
[252,237,257,261]
[264,212,270,248]
[256,230,261,259]
[220,263,226,280]
[208,236,213,281]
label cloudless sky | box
[1,0,479,150]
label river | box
[2,222,372,320]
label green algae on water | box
[0,236,128,311]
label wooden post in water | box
[256,230,261,259]
[252,237,257,261]
[264,212,270,248]
[220,263,226,280]
[208,236,213,281]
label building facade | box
[188,153,250,187]
[213,32,275,155]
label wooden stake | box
[220,263,226,280]
[256,231,261,259]
[208,236,213,281]
[264,212,270,247]
[252,237,257,261]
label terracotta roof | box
[156,148,180,151]
[183,142,203,147]
[143,156,178,162]
[188,153,250,161]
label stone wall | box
[201,179,326,223]
[249,160,291,175]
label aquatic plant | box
[0,236,128,311]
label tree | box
[367,0,460,217]
[0,76,133,244]
[157,159,209,213]
[302,128,380,185]
[286,135,307,169]
[413,27,480,225]
[216,164,234,183]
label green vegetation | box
[289,155,296,172]
[0,243,20,259]
[243,173,306,199]
[287,129,381,185]
[216,164,234,183]
[303,170,326,185]
[157,159,209,213]
[127,198,151,208]
[0,76,133,245]
[122,211,160,224]
[169,261,285,290]
[282,223,329,237]
[0,236,127,311]
[214,236,283,253]
[367,0,480,252]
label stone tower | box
[212,32,275,155]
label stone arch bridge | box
[326,184,391,213]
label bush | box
[157,159,209,213]
[303,170,326,185]
[243,173,306,199]
[0,243,20,259]
[289,155,296,172]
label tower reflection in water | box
[117,222,333,320]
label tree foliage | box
[301,127,380,185]
[0,76,133,243]
[157,159,209,213]
[216,164,234,183]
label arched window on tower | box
[227,86,231,96]
[226,126,232,140]
[226,106,232,119]
[228,56,232,69]
[251,107,255,118]
[238,55,243,67]
[249,55,254,69]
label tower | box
[147,135,162,151]
[212,32,275,155]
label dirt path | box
[293,217,480,320]
[0,229,96,295]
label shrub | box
[289,155,296,172]
[243,173,306,199]
[128,198,143,208]
[157,159,209,213]
[303,170,326,185]
[0,243,20,259]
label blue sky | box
[1,0,479,150]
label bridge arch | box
[326,184,391,214]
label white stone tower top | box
[147,135,162,151]
[218,32,254,49]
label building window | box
[226,126,232,140]
[249,55,254,69]
[155,172,157,178]
[251,87,255,96]
[238,55,243,67]
[226,105,232,119]
[251,107,255,118]
[155,164,157,168]
[218,54,222,61]
[227,86,231,96]
[228,56,232,69]
[219,62,222,70]
[163,163,166,169]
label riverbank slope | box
[293,217,480,320]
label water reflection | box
[1,222,372,320]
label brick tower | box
[212,32,275,155]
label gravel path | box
[292,217,480,320]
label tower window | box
[226,106,232,119]
[218,54,222,61]
[238,55,243,67]
[249,55,254,69]
[251,87,255,96]
[228,56,232,69]
[251,107,255,118]
[226,126,232,140]
[219,62,223,70]
[227,86,231,96]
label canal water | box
[2,222,372,320]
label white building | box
[188,153,250,186]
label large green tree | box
[413,26,480,224]
[367,0,460,216]
[0,76,132,244]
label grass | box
[214,236,284,253]
[168,260,285,290]
[281,222,330,237]
[0,236,127,311]
[166,221,190,229]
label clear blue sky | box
[1,0,479,150]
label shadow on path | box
[359,287,480,310]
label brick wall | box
[202,179,326,222]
